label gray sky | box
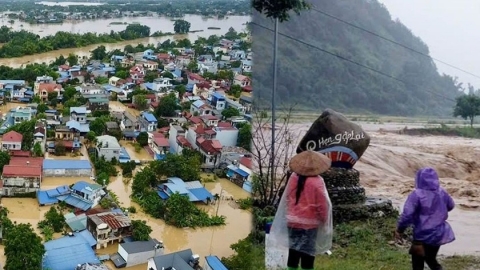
[379,0,480,89]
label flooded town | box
[0,0,253,268]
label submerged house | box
[157,177,213,204]
[110,238,164,268]
[87,211,133,249]
[147,249,201,270]
[37,181,105,211]
[1,163,42,196]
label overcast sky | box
[379,0,480,89]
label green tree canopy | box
[4,223,45,270]
[221,107,241,119]
[137,131,149,147]
[155,93,179,117]
[173,20,191,34]
[453,94,480,127]
[131,220,153,241]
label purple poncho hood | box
[397,167,455,246]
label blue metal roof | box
[37,190,59,205]
[164,183,189,195]
[235,168,249,178]
[205,256,228,270]
[142,112,157,122]
[57,195,93,211]
[43,231,99,270]
[119,147,131,160]
[43,160,92,170]
[144,83,155,90]
[212,92,225,99]
[157,190,169,200]
[72,181,101,193]
[45,109,58,114]
[24,90,34,96]
[66,120,80,130]
[189,188,213,201]
[45,185,70,197]
[192,100,204,108]
[0,80,25,85]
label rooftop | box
[2,130,23,142]
[70,107,88,114]
[88,211,132,230]
[43,159,92,170]
[141,111,157,122]
[43,230,99,270]
[3,165,41,177]
[152,249,195,270]
[97,135,121,149]
[205,256,228,270]
[120,238,161,254]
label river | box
[280,121,480,257]
[0,15,249,68]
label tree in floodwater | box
[173,20,191,34]
[453,94,480,127]
[4,223,45,270]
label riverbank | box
[314,216,480,270]
[398,126,480,138]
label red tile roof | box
[9,157,44,167]
[39,83,61,93]
[150,101,159,108]
[158,126,170,133]
[2,131,23,142]
[189,116,202,125]
[242,85,253,92]
[177,136,192,148]
[3,165,41,178]
[201,114,219,121]
[9,150,31,157]
[239,157,252,169]
[157,53,170,60]
[59,65,70,70]
[217,122,232,128]
[199,139,222,154]
[188,73,204,81]
[154,136,169,147]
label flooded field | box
[120,140,153,161]
[109,101,141,117]
[0,15,249,68]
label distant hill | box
[252,0,463,116]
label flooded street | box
[0,15,250,68]
[108,171,252,268]
[286,122,480,256]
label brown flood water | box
[0,170,250,269]
[109,171,252,264]
[285,122,480,256]
[0,15,249,68]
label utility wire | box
[250,22,456,102]
[310,7,480,81]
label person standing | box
[395,167,455,270]
[267,150,333,270]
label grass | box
[313,216,480,270]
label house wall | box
[55,131,77,140]
[118,245,129,263]
[1,142,22,150]
[215,129,238,147]
[126,249,162,267]
[43,168,92,177]
[2,176,41,196]
[146,259,158,270]
[98,147,121,161]
[185,129,198,151]
[168,127,180,154]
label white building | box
[43,160,92,177]
[113,239,164,268]
[213,126,239,147]
[96,135,121,161]
[168,125,187,154]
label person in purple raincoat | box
[395,167,455,270]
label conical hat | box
[289,151,331,176]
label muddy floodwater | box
[0,170,251,269]
[284,122,480,256]
[0,15,250,68]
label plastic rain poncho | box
[397,167,455,246]
[266,173,333,269]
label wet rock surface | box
[296,108,371,159]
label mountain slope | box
[252,0,462,116]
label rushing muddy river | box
[0,15,249,67]
[285,122,480,256]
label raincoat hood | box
[415,167,440,191]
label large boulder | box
[296,109,371,161]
